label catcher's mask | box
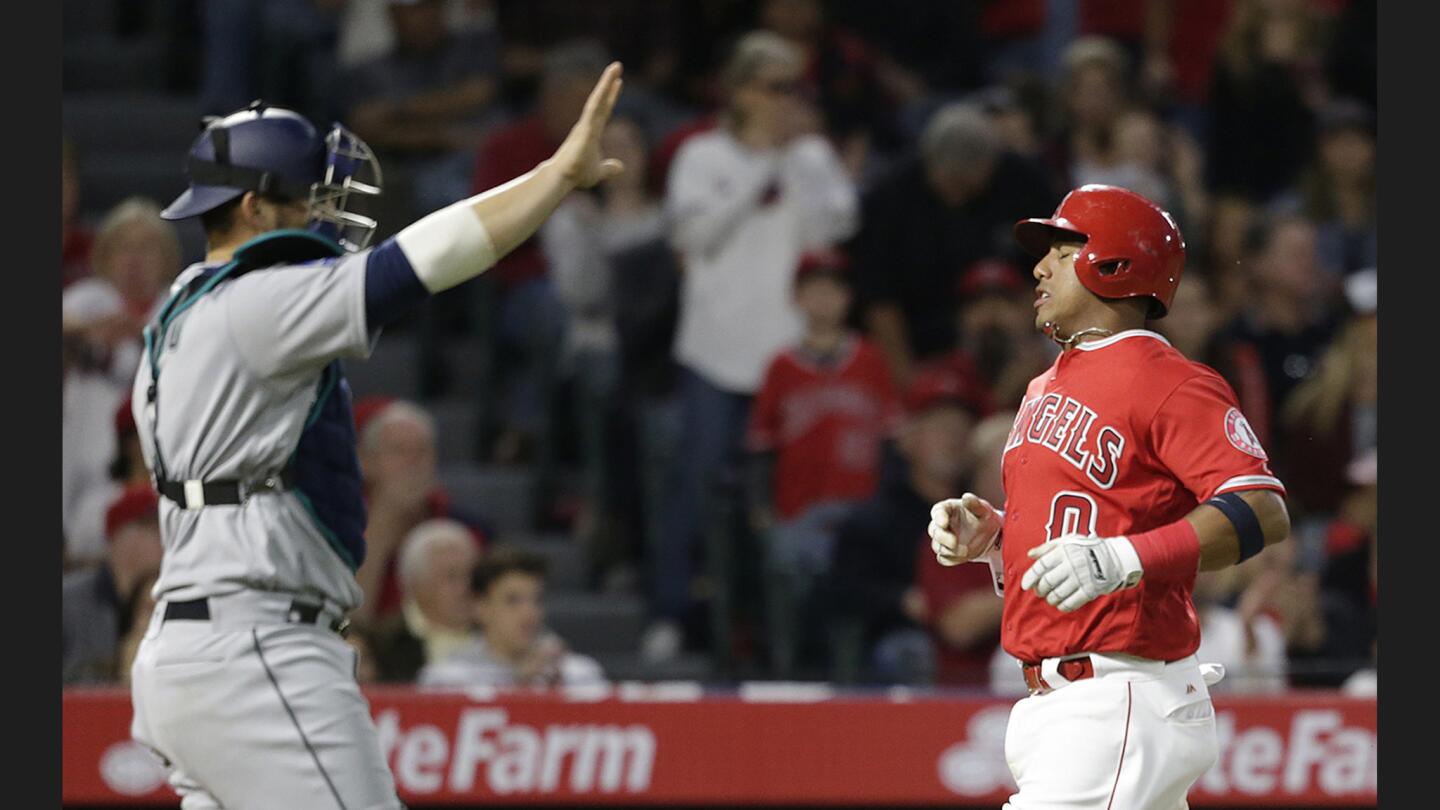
[162,100,384,252]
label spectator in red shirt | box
[352,397,488,622]
[471,40,610,463]
[914,410,1012,687]
[745,248,901,675]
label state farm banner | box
[63,686,1377,806]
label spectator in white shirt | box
[645,30,859,662]
[420,547,604,689]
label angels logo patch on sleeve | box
[1223,408,1268,459]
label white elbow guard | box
[395,198,498,293]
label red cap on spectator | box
[352,395,396,437]
[106,484,159,542]
[957,259,1025,298]
[795,248,851,284]
[114,396,137,439]
[904,363,993,417]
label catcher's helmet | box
[162,100,383,251]
[1013,184,1185,317]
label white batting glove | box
[1020,533,1144,612]
[928,494,1002,567]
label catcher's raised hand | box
[928,493,1002,566]
[551,62,626,188]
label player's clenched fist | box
[1020,533,1144,612]
[928,493,1002,566]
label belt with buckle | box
[1022,655,1095,694]
[157,468,297,510]
[163,597,349,637]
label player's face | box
[794,273,851,330]
[477,572,545,657]
[1031,239,1094,333]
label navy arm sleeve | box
[364,238,431,328]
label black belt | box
[157,468,296,509]
[163,597,350,637]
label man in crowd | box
[928,258,1051,410]
[353,397,487,622]
[851,102,1056,389]
[345,0,504,215]
[1225,214,1341,453]
[364,518,483,683]
[420,547,605,688]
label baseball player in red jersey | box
[927,184,1291,809]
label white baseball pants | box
[129,592,402,809]
[1003,653,1220,809]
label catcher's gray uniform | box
[128,231,404,809]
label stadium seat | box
[63,94,202,155]
[344,335,421,400]
[428,397,480,465]
[76,155,189,218]
[544,592,646,656]
[63,36,167,93]
[438,463,536,536]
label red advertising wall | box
[63,687,1377,806]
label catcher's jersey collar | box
[1073,329,1171,352]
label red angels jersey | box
[746,336,901,519]
[998,330,1285,663]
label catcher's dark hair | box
[199,191,294,239]
[471,546,549,596]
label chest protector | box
[142,229,369,570]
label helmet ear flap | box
[1094,258,1130,277]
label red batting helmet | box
[1013,184,1185,317]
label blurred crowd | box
[63,0,1376,695]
